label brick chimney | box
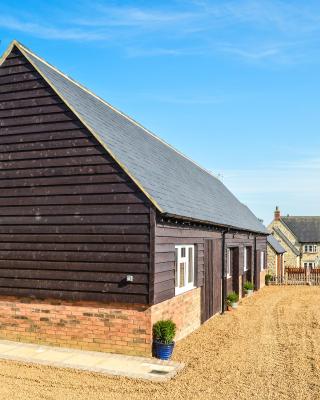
[274,206,281,221]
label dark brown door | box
[254,250,261,290]
[231,247,240,294]
[202,239,222,323]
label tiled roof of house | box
[5,41,267,234]
[267,234,286,254]
[282,217,320,243]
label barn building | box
[0,41,268,356]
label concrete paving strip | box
[0,339,184,381]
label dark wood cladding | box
[0,47,151,304]
[225,233,255,276]
[154,222,221,304]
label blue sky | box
[1,0,319,224]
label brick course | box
[0,296,151,356]
[150,288,201,341]
[0,289,202,356]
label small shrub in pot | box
[226,291,239,309]
[265,273,272,286]
[153,319,176,360]
[244,281,254,296]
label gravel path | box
[0,286,320,400]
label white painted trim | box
[226,248,232,278]
[243,247,248,272]
[260,251,265,271]
[175,245,195,295]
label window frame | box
[260,251,265,271]
[243,246,250,272]
[226,248,232,278]
[304,244,317,253]
[174,245,195,295]
[304,262,315,269]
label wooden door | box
[254,250,261,290]
[231,247,240,294]
[201,239,222,323]
[212,239,222,315]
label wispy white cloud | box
[125,46,204,58]
[2,0,320,63]
[219,45,280,61]
[74,5,197,28]
[0,15,108,41]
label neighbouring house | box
[267,235,286,276]
[268,207,320,270]
[0,40,268,356]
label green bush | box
[244,281,254,291]
[226,291,239,304]
[265,274,272,284]
[153,319,176,344]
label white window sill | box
[175,285,195,296]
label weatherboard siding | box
[0,47,152,304]
[154,222,221,304]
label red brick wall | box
[260,270,266,288]
[150,288,201,340]
[0,297,151,356]
[0,290,201,356]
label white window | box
[244,247,250,271]
[260,251,265,271]
[227,248,231,278]
[304,262,315,269]
[304,245,317,253]
[175,245,195,295]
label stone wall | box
[267,246,277,275]
[301,244,320,267]
[268,220,300,267]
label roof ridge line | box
[15,41,221,182]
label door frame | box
[201,239,222,323]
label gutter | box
[162,213,268,236]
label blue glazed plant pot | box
[153,341,175,360]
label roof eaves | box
[163,212,268,235]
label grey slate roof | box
[282,217,320,243]
[17,42,267,234]
[273,228,300,256]
[267,235,286,254]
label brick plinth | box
[0,296,151,356]
[260,270,266,288]
[0,289,201,356]
[150,288,201,340]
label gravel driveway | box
[0,286,320,400]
